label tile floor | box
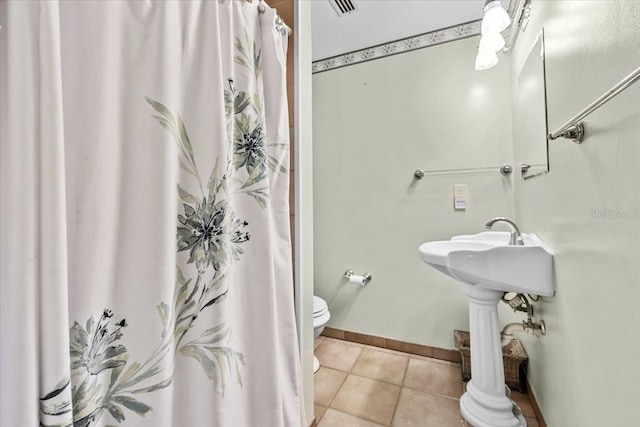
[313,337,540,427]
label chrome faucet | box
[485,217,524,245]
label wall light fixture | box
[475,0,532,71]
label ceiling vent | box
[329,0,358,16]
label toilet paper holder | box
[344,270,372,286]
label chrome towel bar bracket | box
[549,65,640,144]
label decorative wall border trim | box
[312,20,481,74]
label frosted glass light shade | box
[475,50,499,71]
[479,32,506,53]
[481,1,510,35]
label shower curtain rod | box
[548,65,640,144]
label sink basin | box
[419,229,554,426]
[418,231,554,296]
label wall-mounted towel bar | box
[548,65,640,144]
[413,164,512,179]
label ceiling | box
[310,0,510,61]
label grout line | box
[317,336,539,425]
[400,380,464,401]
[325,372,389,426]
[389,357,412,425]
[322,366,349,410]
[317,338,464,425]
[400,353,411,388]
[349,341,366,371]
[331,341,403,426]
[350,345,412,388]
[319,343,397,427]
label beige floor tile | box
[314,403,327,423]
[510,391,535,417]
[315,338,364,372]
[330,374,401,425]
[315,336,326,349]
[403,357,463,399]
[314,367,348,407]
[392,387,463,427]
[319,409,385,427]
[352,348,409,385]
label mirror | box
[515,29,549,179]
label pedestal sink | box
[418,231,554,427]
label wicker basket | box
[454,330,528,393]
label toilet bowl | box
[313,295,330,373]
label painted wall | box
[312,36,516,349]
[509,1,640,425]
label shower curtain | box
[0,1,303,426]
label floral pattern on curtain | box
[0,1,301,426]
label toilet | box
[313,295,331,373]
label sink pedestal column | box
[459,283,525,427]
